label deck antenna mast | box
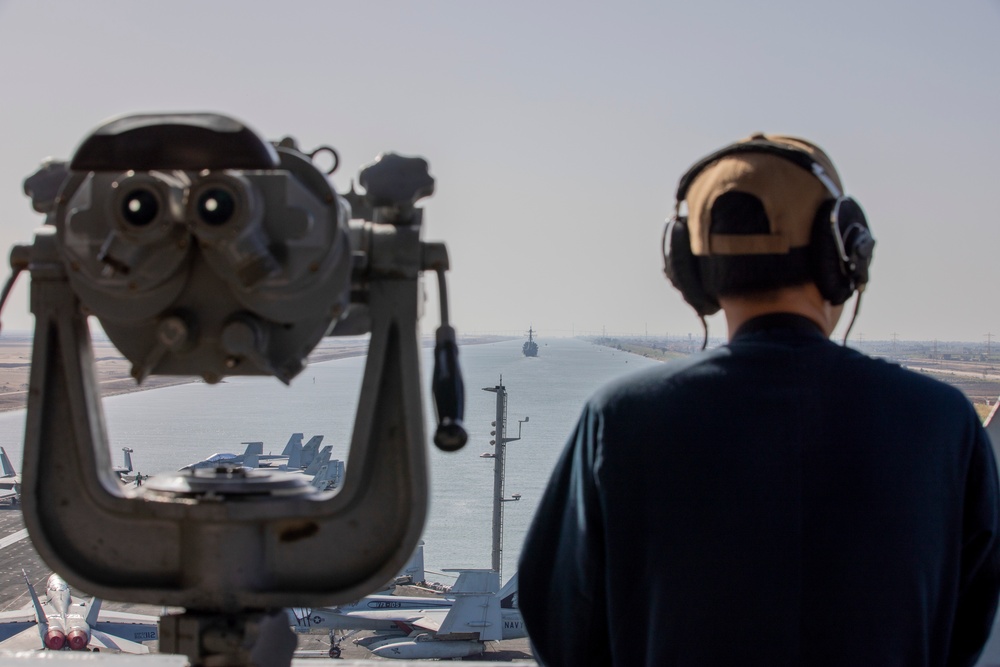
[482,376,528,579]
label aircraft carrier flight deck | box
[0,508,536,664]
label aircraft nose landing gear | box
[328,630,343,659]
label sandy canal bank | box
[0,335,514,414]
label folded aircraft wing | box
[0,625,43,651]
[0,611,36,643]
[408,610,449,633]
[0,609,36,623]
[336,608,448,633]
[89,628,151,654]
[437,593,502,641]
[446,569,499,594]
[92,604,159,646]
[341,610,431,623]
[93,621,158,644]
[94,609,161,624]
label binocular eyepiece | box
[29,113,353,384]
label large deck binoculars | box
[7,113,467,665]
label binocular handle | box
[432,325,467,452]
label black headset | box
[663,139,875,318]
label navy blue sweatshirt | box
[519,314,1000,667]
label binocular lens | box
[120,189,160,227]
[197,188,236,225]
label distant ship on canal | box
[523,326,538,358]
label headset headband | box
[675,140,843,203]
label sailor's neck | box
[718,283,842,340]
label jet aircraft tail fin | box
[1,447,16,478]
[22,570,47,636]
[310,464,330,490]
[304,446,332,476]
[286,439,302,470]
[498,572,518,608]
[281,433,304,457]
[436,589,502,641]
[241,441,264,457]
[397,541,425,584]
[121,447,133,473]
[85,597,103,627]
[328,460,345,489]
[300,435,324,467]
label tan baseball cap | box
[685,133,843,257]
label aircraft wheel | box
[328,645,342,659]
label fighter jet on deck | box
[0,572,158,653]
[178,441,263,471]
[360,571,524,660]
[178,434,325,472]
[289,570,524,660]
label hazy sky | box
[0,0,997,342]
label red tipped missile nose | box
[44,628,66,650]
[66,629,88,650]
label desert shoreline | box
[0,335,515,414]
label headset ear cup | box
[810,198,875,306]
[810,200,850,305]
[836,197,875,290]
[663,218,720,316]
